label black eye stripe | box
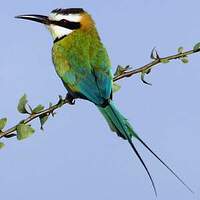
[51,20,81,30]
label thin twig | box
[0,98,70,139]
[113,49,199,81]
[1,47,200,139]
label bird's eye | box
[61,19,68,24]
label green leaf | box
[32,104,45,114]
[193,42,200,52]
[39,114,49,130]
[17,94,28,114]
[178,47,184,53]
[181,57,189,64]
[0,118,7,130]
[161,59,169,64]
[112,83,121,93]
[0,142,5,149]
[16,124,35,140]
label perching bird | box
[16,8,193,196]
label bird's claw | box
[65,93,75,105]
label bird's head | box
[16,8,95,42]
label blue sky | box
[0,0,200,199]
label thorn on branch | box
[50,110,56,117]
[151,47,160,60]
[145,68,151,74]
[56,95,65,108]
[114,65,132,76]
[58,95,63,104]
[141,71,152,86]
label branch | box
[0,96,72,139]
[113,46,200,82]
[0,45,200,143]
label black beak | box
[15,14,50,25]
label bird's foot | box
[65,93,75,105]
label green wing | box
[52,37,113,106]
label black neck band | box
[54,35,67,43]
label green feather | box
[52,27,112,104]
[98,100,138,139]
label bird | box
[15,8,193,196]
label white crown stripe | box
[49,13,82,23]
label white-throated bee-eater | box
[16,8,193,196]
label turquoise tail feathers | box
[98,100,193,196]
[98,100,157,196]
[98,100,137,140]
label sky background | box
[0,0,200,199]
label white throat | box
[48,25,73,40]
